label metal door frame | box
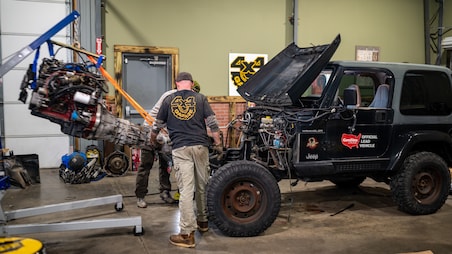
[113,45,179,118]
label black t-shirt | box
[156,90,215,149]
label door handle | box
[375,110,387,123]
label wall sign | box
[355,46,380,61]
[229,53,268,96]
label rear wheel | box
[207,161,281,237]
[390,152,450,215]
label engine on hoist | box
[19,58,153,148]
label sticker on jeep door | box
[341,133,377,149]
[306,137,319,149]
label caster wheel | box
[133,226,144,236]
[115,203,124,211]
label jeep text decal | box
[306,153,319,160]
[341,133,377,149]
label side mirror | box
[343,86,360,109]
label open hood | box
[237,34,341,106]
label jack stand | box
[0,191,144,236]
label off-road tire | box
[207,160,281,237]
[390,151,450,215]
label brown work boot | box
[169,231,195,248]
[197,221,208,232]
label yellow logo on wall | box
[229,53,268,96]
[171,96,196,120]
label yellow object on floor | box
[173,190,180,201]
[0,237,44,254]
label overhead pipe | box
[435,0,444,65]
[424,0,430,64]
[293,0,298,45]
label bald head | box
[176,80,193,91]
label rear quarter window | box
[400,70,452,115]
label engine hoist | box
[0,10,153,237]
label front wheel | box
[207,161,281,237]
[390,151,450,215]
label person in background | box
[135,81,201,208]
[135,117,175,207]
[311,74,326,95]
[151,72,222,248]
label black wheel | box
[207,161,281,237]
[133,226,144,236]
[390,152,451,215]
[331,177,366,189]
[115,203,124,212]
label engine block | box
[20,58,152,147]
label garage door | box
[1,0,72,167]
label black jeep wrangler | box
[207,34,452,237]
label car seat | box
[369,84,390,108]
[344,84,361,107]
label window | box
[336,69,392,107]
[400,71,452,115]
[302,70,332,97]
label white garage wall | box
[1,0,72,168]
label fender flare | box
[387,130,452,172]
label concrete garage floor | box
[2,165,452,254]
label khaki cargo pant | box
[172,145,210,234]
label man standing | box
[136,81,202,208]
[151,72,222,248]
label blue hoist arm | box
[0,10,80,77]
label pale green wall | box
[297,0,424,63]
[103,0,290,96]
[103,0,452,96]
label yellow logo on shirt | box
[171,95,196,120]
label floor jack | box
[0,11,144,237]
